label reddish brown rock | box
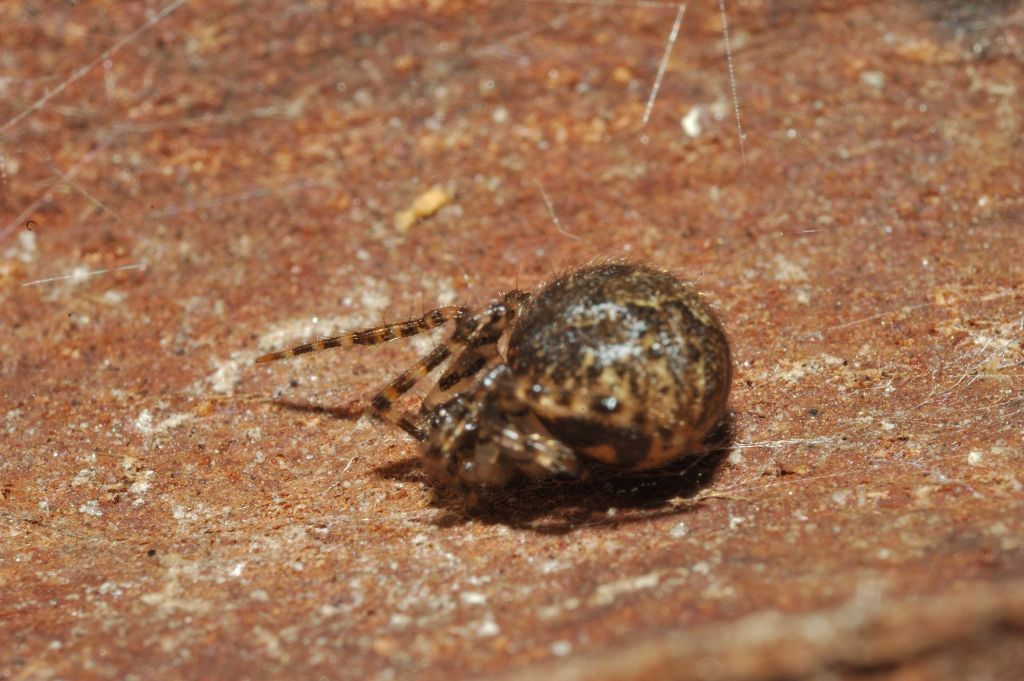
[1,2,1021,680]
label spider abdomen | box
[507,262,731,469]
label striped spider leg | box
[256,304,468,436]
[256,290,581,493]
[359,290,530,441]
[258,291,576,490]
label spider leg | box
[255,305,467,363]
[367,341,462,441]
[367,291,528,440]
[422,290,531,409]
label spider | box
[256,262,732,497]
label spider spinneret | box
[257,262,732,496]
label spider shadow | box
[269,398,364,420]
[375,414,736,535]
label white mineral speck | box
[358,277,391,313]
[71,468,94,487]
[681,107,702,137]
[669,521,688,538]
[129,472,153,497]
[136,411,192,435]
[476,617,500,637]
[389,613,412,627]
[832,489,852,505]
[551,641,572,657]
[134,410,153,432]
[78,500,103,517]
[967,450,983,465]
[6,230,37,263]
[539,559,567,574]
[208,357,243,395]
[860,70,886,89]
[460,592,487,605]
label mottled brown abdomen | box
[506,262,731,469]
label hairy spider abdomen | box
[507,262,731,469]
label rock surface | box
[1,1,1022,679]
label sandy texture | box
[1,1,1022,680]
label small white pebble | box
[669,522,688,539]
[681,107,702,137]
[860,70,886,89]
[551,640,572,657]
[967,450,983,465]
[477,618,500,637]
[78,500,103,517]
[389,613,412,627]
[460,592,487,605]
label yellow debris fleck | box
[394,185,453,233]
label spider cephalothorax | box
[257,262,731,496]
